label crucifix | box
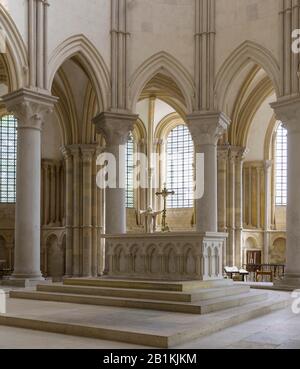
[156,184,175,232]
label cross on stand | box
[155,184,175,232]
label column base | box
[2,273,45,288]
[274,274,300,291]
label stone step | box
[9,289,267,315]
[36,283,250,303]
[63,278,233,292]
[0,291,290,348]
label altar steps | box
[35,283,250,303]
[63,278,233,292]
[10,279,268,315]
[1,289,290,348]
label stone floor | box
[0,291,298,349]
[0,306,299,349]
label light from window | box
[275,123,287,206]
[0,115,17,203]
[166,124,194,208]
[126,133,134,208]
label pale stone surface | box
[104,233,226,280]
[0,289,292,349]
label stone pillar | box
[217,145,229,268]
[227,148,236,266]
[93,111,138,272]
[271,97,300,288]
[93,111,138,235]
[235,148,246,268]
[61,147,73,277]
[187,112,230,233]
[2,89,57,285]
[263,160,273,264]
[71,146,81,276]
[81,145,96,277]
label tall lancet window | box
[126,133,135,208]
[166,124,194,208]
[275,123,288,206]
[0,115,17,203]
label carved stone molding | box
[271,96,300,133]
[186,111,231,147]
[2,88,58,131]
[103,232,227,281]
[93,111,139,146]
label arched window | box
[275,123,287,206]
[0,115,17,203]
[126,133,134,208]
[166,124,194,208]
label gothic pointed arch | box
[215,41,280,113]
[0,4,28,90]
[129,51,195,113]
[48,34,110,111]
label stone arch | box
[0,4,28,90]
[114,245,127,273]
[231,75,275,147]
[164,244,178,274]
[147,245,161,274]
[48,34,111,111]
[270,237,286,265]
[131,245,145,274]
[46,234,65,281]
[264,116,279,161]
[184,246,196,275]
[215,41,280,113]
[129,51,195,113]
[245,236,259,250]
[154,112,185,141]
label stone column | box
[217,145,229,268]
[187,112,230,233]
[93,111,138,235]
[61,147,73,277]
[71,146,81,276]
[271,97,300,288]
[2,89,57,285]
[81,145,96,277]
[263,160,273,264]
[227,148,236,266]
[235,148,246,268]
[93,112,138,273]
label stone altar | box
[103,232,227,281]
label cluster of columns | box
[41,159,64,227]
[61,144,103,278]
[217,145,247,267]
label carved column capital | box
[186,111,231,148]
[80,144,97,163]
[217,144,230,161]
[271,96,300,133]
[93,110,138,146]
[264,160,273,172]
[2,88,58,131]
[230,146,248,164]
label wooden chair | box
[256,270,273,282]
